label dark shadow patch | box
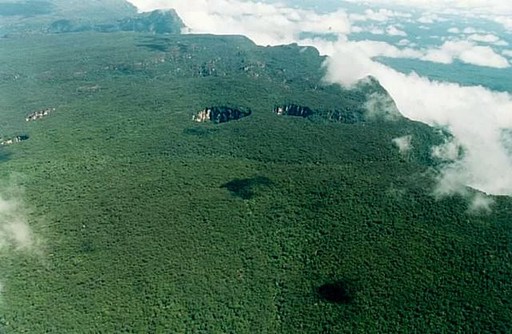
[317,281,354,304]
[221,176,272,199]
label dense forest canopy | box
[0,1,511,332]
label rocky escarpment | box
[273,104,366,123]
[193,107,251,124]
[274,104,314,117]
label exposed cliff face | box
[1,135,29,146]
[274,104,313,117]
[26,108,55,122]
[273,103,365,123]
[193,107,252,124]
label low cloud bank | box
[421,40,510,68]
[324,47,512,196]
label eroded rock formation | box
[273,100,397,124]
[26,108,55,121]
[1,135,29,146]
[274,104,313,117]
[193,106,251,124]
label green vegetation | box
[48,9,185,34]
[0,31,511,333]
[0,0,137,35]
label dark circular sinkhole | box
[317,281,353,304]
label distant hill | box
[0,0,148,35]
[0,0,136,19]
[47,9,185,34]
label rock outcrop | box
[193,106,251,124]
[1,135,29,146]
[274,97,398,124]
[274,104,313,117]
[26,108,55,121]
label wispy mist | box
[0,181,40,305]
[392,135,413,155]
[0,192,34,251]
[469,193,495,214]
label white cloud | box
[314,40,422,62]
[344,0,512,16]
[432,138,463,162]
[350,26,364,33]
[503,50,512,57]
[467,33,499,43]
[386,25,407,36]
[468,193,495,213]
[351,24,407,36]
[422,40,510,68]
[457,45,510,68]
[495,40,509,46]
[397,39,410,46]
[418,13,442,24]
[392,135,413,154]
[0,181,42,311]
[0,194,34,251]
[364,91,401,121]
[494,16,512,31]
[463,27,479,34]
[448,27,460,34]
[369,28,384,35]
[349,8,410,23]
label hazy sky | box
[128,0,512,200]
